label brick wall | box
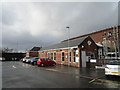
[63,27,119,52]
[27,52,39,57]
[79,37,98,58]
[39,49,80,67]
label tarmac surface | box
[2,61,120,88]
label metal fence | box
[96,59,120,66]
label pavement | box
[2,61,120,88]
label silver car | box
[22,57,31,63]
[105,61,120,76]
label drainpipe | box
[113,27,117,58]
[117,26,120,58]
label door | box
[81,51,87,67]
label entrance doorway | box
[81,51,87,67]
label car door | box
[35,57,39,62]
[41,59,47,65]
[45,59,50,65]
[47,59,53,65]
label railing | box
[96,59,120,66]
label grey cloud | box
[2,3,18,25]
[1,2,118,51]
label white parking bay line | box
[12,65,16,68]
[89,75,105,83]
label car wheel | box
[41,63,45,67]
[34,62,37,65]
[105,75,110,79]
[52,63,56,66]
[31,62,34,65]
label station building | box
[39,36,99,68]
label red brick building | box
[26,47,42,57]
[39,37,98,68]
[26,26,120,68]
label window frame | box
[61,52,65,62]
[54,52,56,60]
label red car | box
[37,58,56,66]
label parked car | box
[22,57,31,63]
[30,57,40,65]
[105,61,120,76]
[37,58,56,67]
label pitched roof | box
[96,43,103,47]
[30,47,41,51]
[40,37,87,51]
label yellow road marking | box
[45,69,59,72]
[97,79,120,84]
[93,78,120,87]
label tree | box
[2,47,14,53]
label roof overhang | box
[39,46,78,52]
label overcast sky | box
[1,1,119,51]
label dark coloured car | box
[37,58,56,66]
[30,57,40,65]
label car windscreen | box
[26,57,31,59]
[108,62,120,65]
[46,59,52,61]
[35,58,39,59]
[41,59,52,61]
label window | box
[108,62,120,65]
[69,52,71,62]
[51,53,53,60]
[62,52,64,61]
[54,52,56,60]
[90,53,95,59]
[73,51,76,62]
[48,53,51,59]
[108,32,112,37]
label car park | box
[105,61,120,76]
[37,58,56,67]
[30,57,40,65]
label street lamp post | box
[66,26,70,66]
